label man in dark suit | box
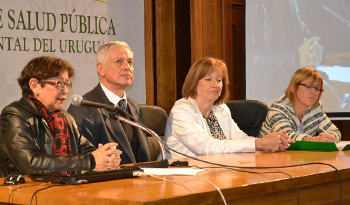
[68,41,151,164]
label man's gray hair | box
[96,41,132,65]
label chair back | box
[140,105,168,161]
[226,100,268,137]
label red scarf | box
[28,95,72,156]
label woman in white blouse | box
[164,57,294,159]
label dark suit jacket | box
[68,84,151,164]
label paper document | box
[336,141,350,151]
[142,168,204,176]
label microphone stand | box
[109,112,169,168]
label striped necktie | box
[118,99,126,111]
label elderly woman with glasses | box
[0,56,122,177]
[259,67,341,142]
[164,57,294,159]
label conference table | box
[1,150,350,205]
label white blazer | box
[164,97,256,159]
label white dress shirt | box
[100,82,128,109]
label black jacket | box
[68,84,151,164]
[0,96,96,177]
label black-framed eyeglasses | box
[40,80,73,90]
[297,83,324,93]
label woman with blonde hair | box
[164,57,293,159]
[259,67,341,142]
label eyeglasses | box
[297,83,324,93]
[40,80,72,91]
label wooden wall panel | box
[145,0,244,112]
[191,0,244,100]
[202,0,223,58]
[175,0,192,100]
[190,0,203,63]
[145,0,155,105]
[230,0,245,100]
[190,0,223,63]
[155,0,176,113]
[223,0,234,100]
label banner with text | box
[0,0,145,110]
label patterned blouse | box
[259,95,341,141]
[203,110,227,140]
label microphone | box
[71,95,119,111]
[71,94,169,168]
[72,95,132,118]
[72,95,133,119]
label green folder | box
[344,144,350,151]
[287,141,350,151]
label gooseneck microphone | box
[71,95,168,166]
[72,95,119,112]
[71,95,131,119]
